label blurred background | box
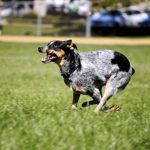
[0,0,150,37]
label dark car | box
[91,10,125,28]
[141,10,150,27]
[141,17,150,27]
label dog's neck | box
[55,57,65,68]
[59,52,81,78]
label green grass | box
[0,42,150,150]
[3,23,84,36]
[3,23,61,36]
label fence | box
[0,1,91,37]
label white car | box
[123,6,148,27]
[67,0,90,16]
[0,3,33,17]
[0,4,12,17]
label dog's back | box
[79,50,134,84]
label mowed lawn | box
[0,42,149,150]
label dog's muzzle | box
[38,47,43,53]
[41,51,58,64]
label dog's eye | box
[48,45,53,49]
[54,45,58,48]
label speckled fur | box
[61,49,134,109]
[38,40,135,112]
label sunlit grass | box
[0,42,149,150]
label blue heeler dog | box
[38,40,135,113]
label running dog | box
[38,40,135,113]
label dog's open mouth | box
[41,51,57,63]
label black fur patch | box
[111,52,130,72]
[61,52,81,78]
[48,40,62,51]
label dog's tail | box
[131,67,135,75]
[129,67,135,76]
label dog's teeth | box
[41,58,46,61]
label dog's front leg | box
[71,92,80,110]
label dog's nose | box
[38,47,43,53]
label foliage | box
[0,42,150,150]
[22,12,37,19]
[91,0,141,9]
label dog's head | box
[38,40,77,64]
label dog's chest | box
[63,76,72,87]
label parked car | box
[14,3,33,16]
[0,3,33,17]
[67,0,90,16]
[145,9,150,16]
[140,16,150,27]
[91,10,125,28]
[141,9,150,27]
[123,6,148,27]
[0,4,12,17]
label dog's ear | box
[71,43,78,50]
[60,40,78,51]
[64,39,72,45]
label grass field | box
[0,42,150,150]
[3,23,61,36]
[3,23,84,36]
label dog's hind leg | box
[94,75,118,113]
[82,88,102,107]
[71,92,80,110]
[94,73,130,113]
[82,99,99,107]
[94,88,113,113]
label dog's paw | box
[71,105,78,110]
[104,104,121,113]
[94,108,100,113]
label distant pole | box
[37,14,42,36]
[85,1,92,37]
[12,0,16,16]
[0,4,1,35]
[85,13,91,37]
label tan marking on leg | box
[72,84,87,94]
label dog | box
[38,39,135,113]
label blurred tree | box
[91,0,141,10]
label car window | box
[29,4,33,9]
[16,4,24,9]
[125,10,141,15]
[109,10,121,15]
[101,12,109,16]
